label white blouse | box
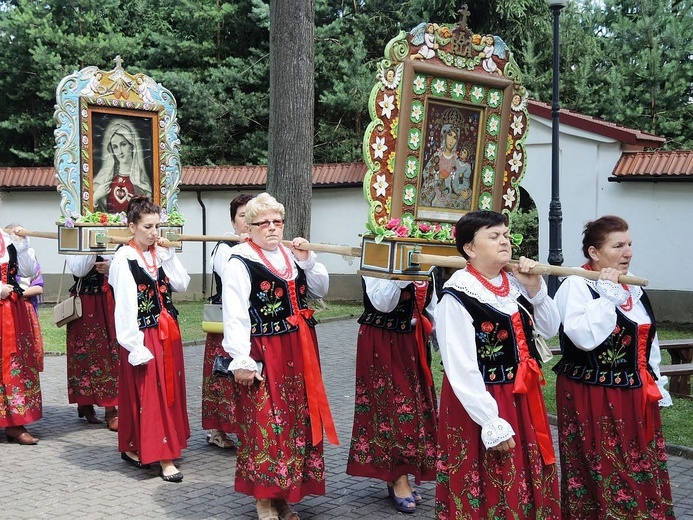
[363,276,436,319]
[66,254,113,278]
[555,273,672,407]
[0,231,36,279]
[435,269,560,448]
[109,245,190,366]
[221,242,329,373]
[210,233,238,276]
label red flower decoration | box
[138,284,147,291]
[99,213,108,224]
[274,287,284,298]
[621,335,632,346]
[497,330,509,340]
[299,285,306,294]
[260,280,271,291]
[613,325,621,334]
[159,285,168,294]
[481,322,494,333]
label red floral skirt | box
[0,297,42,427]
[201,332,236,432]
[118,326,190,465]
[556,376,675,519]
[346,324,437,483]
[23,299,43,372]
[435,376,560,519]
[66,292,118,407]
[232,329,326,501]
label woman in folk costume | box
[201,193,253,449]
[11,228,44,375]
[65,254,119,431]
[109,197,190,482]
[434,210,561,519]
[554,215,674,519]
[346,275,438,514]
[0,224,40,444]
[220,192,337,520]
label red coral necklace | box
[466,263,510,297]
[129,239,158,277]
[248,240,293,280]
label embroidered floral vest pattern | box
[358,280,433,333]
[442,288,538,384]
[70,255,108,295]
[232,256,316,336]
[554,286,657,388]
[127,259,178,329]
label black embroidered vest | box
[209,241,237,305]
[358,280,433,333]
[231,256,316,336]
[553,286,657,388]
[127,260,178,330]
[442,288,538,384]
[70,255,108,295]
[1,243,22,295]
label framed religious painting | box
[88,108,158,213]
[360,10,530,278]
[54,55,184,253]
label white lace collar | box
[577,269,644,303]
[443,268,526,305]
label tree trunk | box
[267,0,315,241]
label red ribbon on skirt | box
[413,282,434,387]
[286,306,339,447]
[0,263,17,383]
[636,324,662,443]
[157,307,180,408]
[510,312,556,465]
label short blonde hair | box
[245,192,285,224]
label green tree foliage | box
[0,0,690,166]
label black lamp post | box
[547,0,566,296]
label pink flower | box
[497,330,509,340]
[274,287,284,298]
[385,218,401,230]
[418,222,432,232]
[394,225,409,237]
[260,281,271,291]
[481,322,494,333]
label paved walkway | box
[2,319,692,519]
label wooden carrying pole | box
[4,229,59,240]
[6,229,648,286]
[410,252,649,287]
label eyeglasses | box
[250,219,285,229]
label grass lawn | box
[39,299,693,447]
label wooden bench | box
[548,340,693,396]
[659,339,693,396]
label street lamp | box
[547,0,566,296]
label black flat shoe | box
[121,451,151,469]
[159,468,183,482]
